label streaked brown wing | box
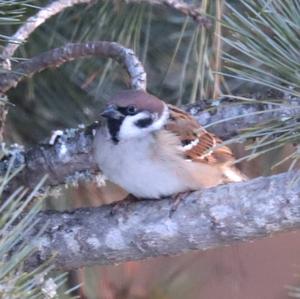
[166,104,234,164]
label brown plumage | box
[109,90,165,117]
[166,104,234,164]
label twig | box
[161,0,211,27]
[212,0,223,99]
[139,0,211,27]
[0,41,147,94]
[23,170,300,270]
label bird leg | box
[110,193,139,216]
[169,191,191,216]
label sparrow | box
[94,89,246,199]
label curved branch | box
[24,171,300,270]
[0,41,147,94]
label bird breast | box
[94,129,200,199]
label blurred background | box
[1,0,300,298]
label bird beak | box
[100,105,123,120]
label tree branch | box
[24,170,300,270]
[1,122,100,192]
[0,41,146,94]
[185,94,300,139]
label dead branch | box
[162,0,207,25]
[0,41,146,94]
[24,170,300,270]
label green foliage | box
[0,1,34,24]
[0,1,37,42]
[0,155,77,298]
[0,179,46,297]
[223,0,300,96]
[220,0,300,168]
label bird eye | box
[126,105,137,115]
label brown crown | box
[108,90,165,116]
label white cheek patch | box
[118,112,151,140]
[118,104,169,140]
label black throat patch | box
[107,118,123,143]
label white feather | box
[118,104,169,140]
[223,168,245,182]
[94,130,192,198]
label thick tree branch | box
[0,41,146,94]
[1,123,100,192]
[24,171,300,270]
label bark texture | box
[24,171,300,270]
[0,41,146,94]
[1,123,100,192]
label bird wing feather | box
[165,104,234,165]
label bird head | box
[101,90,169,142]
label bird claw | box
[110,193,139,216]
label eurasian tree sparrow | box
[94,90,246,199]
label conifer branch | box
[23,171,300,270]
[0,41,147,94]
